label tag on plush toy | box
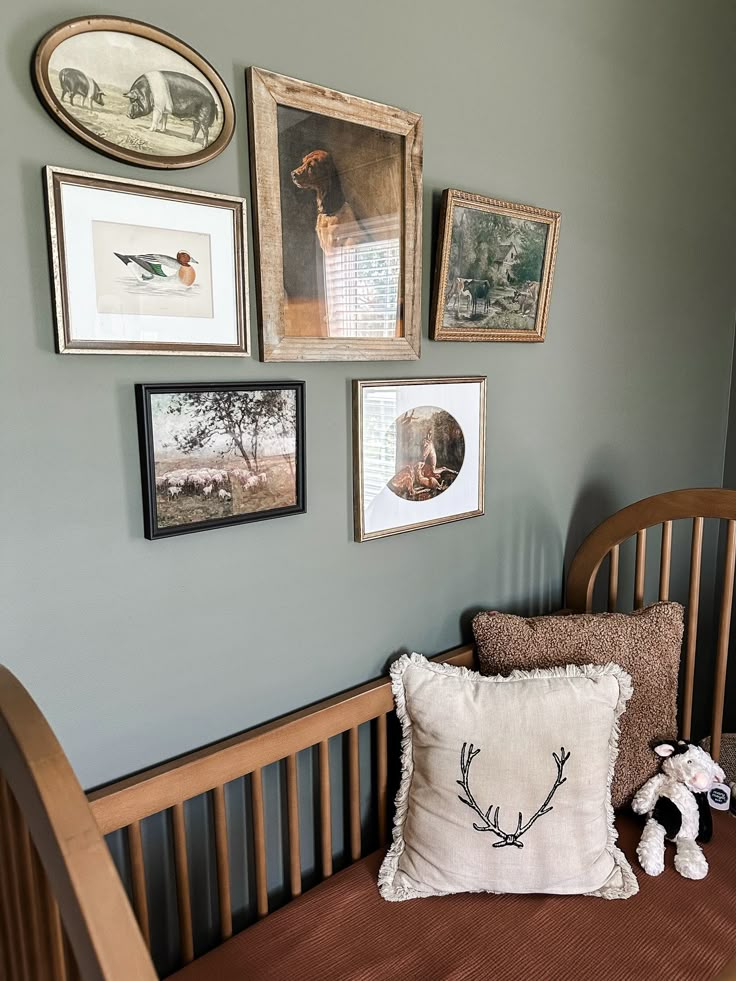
[708,783,731,810]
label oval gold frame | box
[34,16,235,170]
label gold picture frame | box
[431,189,560,343]
[45,166,250,356]
[247,67,423,362]
[352,377,486,542]
[33,16,235,170]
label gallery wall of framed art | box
[28,14,565,544]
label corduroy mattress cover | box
[172,812,736,981]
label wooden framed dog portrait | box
[247,67,423,362]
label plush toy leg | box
[674,838,708,880]
[637,818,666,876]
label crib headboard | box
[567,487,736,758]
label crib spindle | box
[39,863,67,981]
[18,817,43,980]
[251,767,269,918]
[212,785,232,941]
[607,545,619,612]
[376,714,388,846]
[0,776,21,981]
[318,740,333,879]
[286,754,302,898]
[127,820,150,948]
[349,727,361,862]
[681,517,704,739]
[659,521,673,601]
[634,529,646,609]
[711,519,736,760]
[2,779,31,981]
[171,802,194,965]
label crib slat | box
[171,803,194,965]
[659,521,672,601]
[608,544,619,612]
[318,740,332,879]
[0,777,21,981]
[29,841,56,981]
[212,785,232,941]
[41,869,67,981]
[681,517,704,739]
[349,727,361,862]
[711,519,736,760]
[286,755,302,898]
[18,817,43,980]
[2,779,31,981]
[251,768,268,918]
[127,821,150,948]
[376,714,388,845]
[634,529,646,609]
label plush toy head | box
[654,740,725,792]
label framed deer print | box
[247,67,423,362]
[352,377,486,542]
[431,189,560,343]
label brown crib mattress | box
[172,812,736,981]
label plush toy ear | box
[654,742,677,758]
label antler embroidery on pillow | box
[457,742,570,848]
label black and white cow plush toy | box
[632,740,725,880]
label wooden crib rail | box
[0,665,157,981]
[566,487,736,759]
[85,645,473,968]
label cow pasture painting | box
[137,383,305,539]
[353,378,486,542]
[431,190,560,343]
[34,17,235,168]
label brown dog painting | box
[290,149,367,255]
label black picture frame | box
[136,382,306,539]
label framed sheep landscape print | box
[247,67,423,362]
[136,382,305,540]
[431,189,560,343]
[353,377,486,542]
[45,167,249,356]
[33,16,235,169]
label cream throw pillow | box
[378,654,638,901]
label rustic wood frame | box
[430,188,560,343]
[45,166,250,357]
[136,381,306,540]
[34,16,235,170]
[247,67,423,362]
[352,377,486,542]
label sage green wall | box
[3,0,735,790]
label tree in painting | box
[152,389,299,529]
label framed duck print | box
[45,167,249,355]
[353,377,486,542]
[430,189,560,343]
[247,67,423,362]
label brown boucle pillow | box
[472,603,684,808]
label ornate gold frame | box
[247,67,423,362]
[430,189,560,343]
[352,377,486,542]
[34,16,235,170]
[45,166,250,356]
